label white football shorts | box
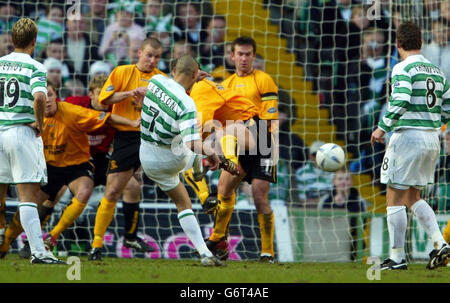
[380,128,440,190]
[139,140,196,192]
[0,125,47,185]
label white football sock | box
[178,209,212,257]
[410,199,445,249]
[19,202,46,256]
[386,206,407,263]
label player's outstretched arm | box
[107,114,140,128]
[102,87,147,105]
[32,91,46,137]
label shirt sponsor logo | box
[268,107,277,114]
[141,78,151,83]
[38,76,46,81]
[236,84,244,88]
[106,85,114,92]
[393,81,400,87]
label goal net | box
[1,0,449,263]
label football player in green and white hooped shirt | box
[371,22,450,270]
[139,55,224,266]
[0,18,64,264]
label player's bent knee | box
[75,187,94,204]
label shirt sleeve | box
[441,79,450,125]
[378,68,412,132]
[30,65,47,96]
[179,101,201,143]
[98,66,124,105]
[258,73,279,120]
[71,104,111,133]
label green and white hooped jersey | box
[141,74,200,146]
[0,52,47,130]
[379,54,450,132]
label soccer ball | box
[315,143,346,172]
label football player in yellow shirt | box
[89,37,166,260]
[219,36,279,263]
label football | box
[315,143,346,172]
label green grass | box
[0,254,448,283]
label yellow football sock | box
[0,195,5,229]
[183,168,210,204]
[92,197,117,248]
[258,212,275,257]
[0,210,23,252]
[443,219,450,244]
[209,193,235,242]
[219,134,239,165]
[50,197,86,240]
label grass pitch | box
[0,254,448,283]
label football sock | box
[122,202,140,240]
[411,200,445,249]
[50,197,86,240]
[209,193,235,242]
[386,206,407,263]
[0,195,5,230]
[38,204,54,229]
[258,212,275,257]
[178,209,212,257]
[443,219,450,244]
[1,210,23,250]
[92,197,117,248]
[19,203,46,255]
[183,168,210,204]
[219,134,239,165]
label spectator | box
[106,0,144,24]
[44,57,63,92]
[89,61,112,81]
[278,106,307,171]
[86,0,108,47]
[320,169,366,212]
[294,140,334,208]
[118,39,143,65]
[424,0,441,21]
[0,2,19,35]
[160,40,196,74]
[442,0,450,25]
[319,168,367,260]
[44,38,70,83]
[173,2,205,54]
[211,42,235,82]
[62,78,86,100]
[422,18,450,80]
[99,2,145,67]
[199,15,226,71]
[64,18,100,86]
[0,32,13,57]
[254,54,265,71]
[144,0,177,35]
[36,3,64,58]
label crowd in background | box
[1,0,450,213]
